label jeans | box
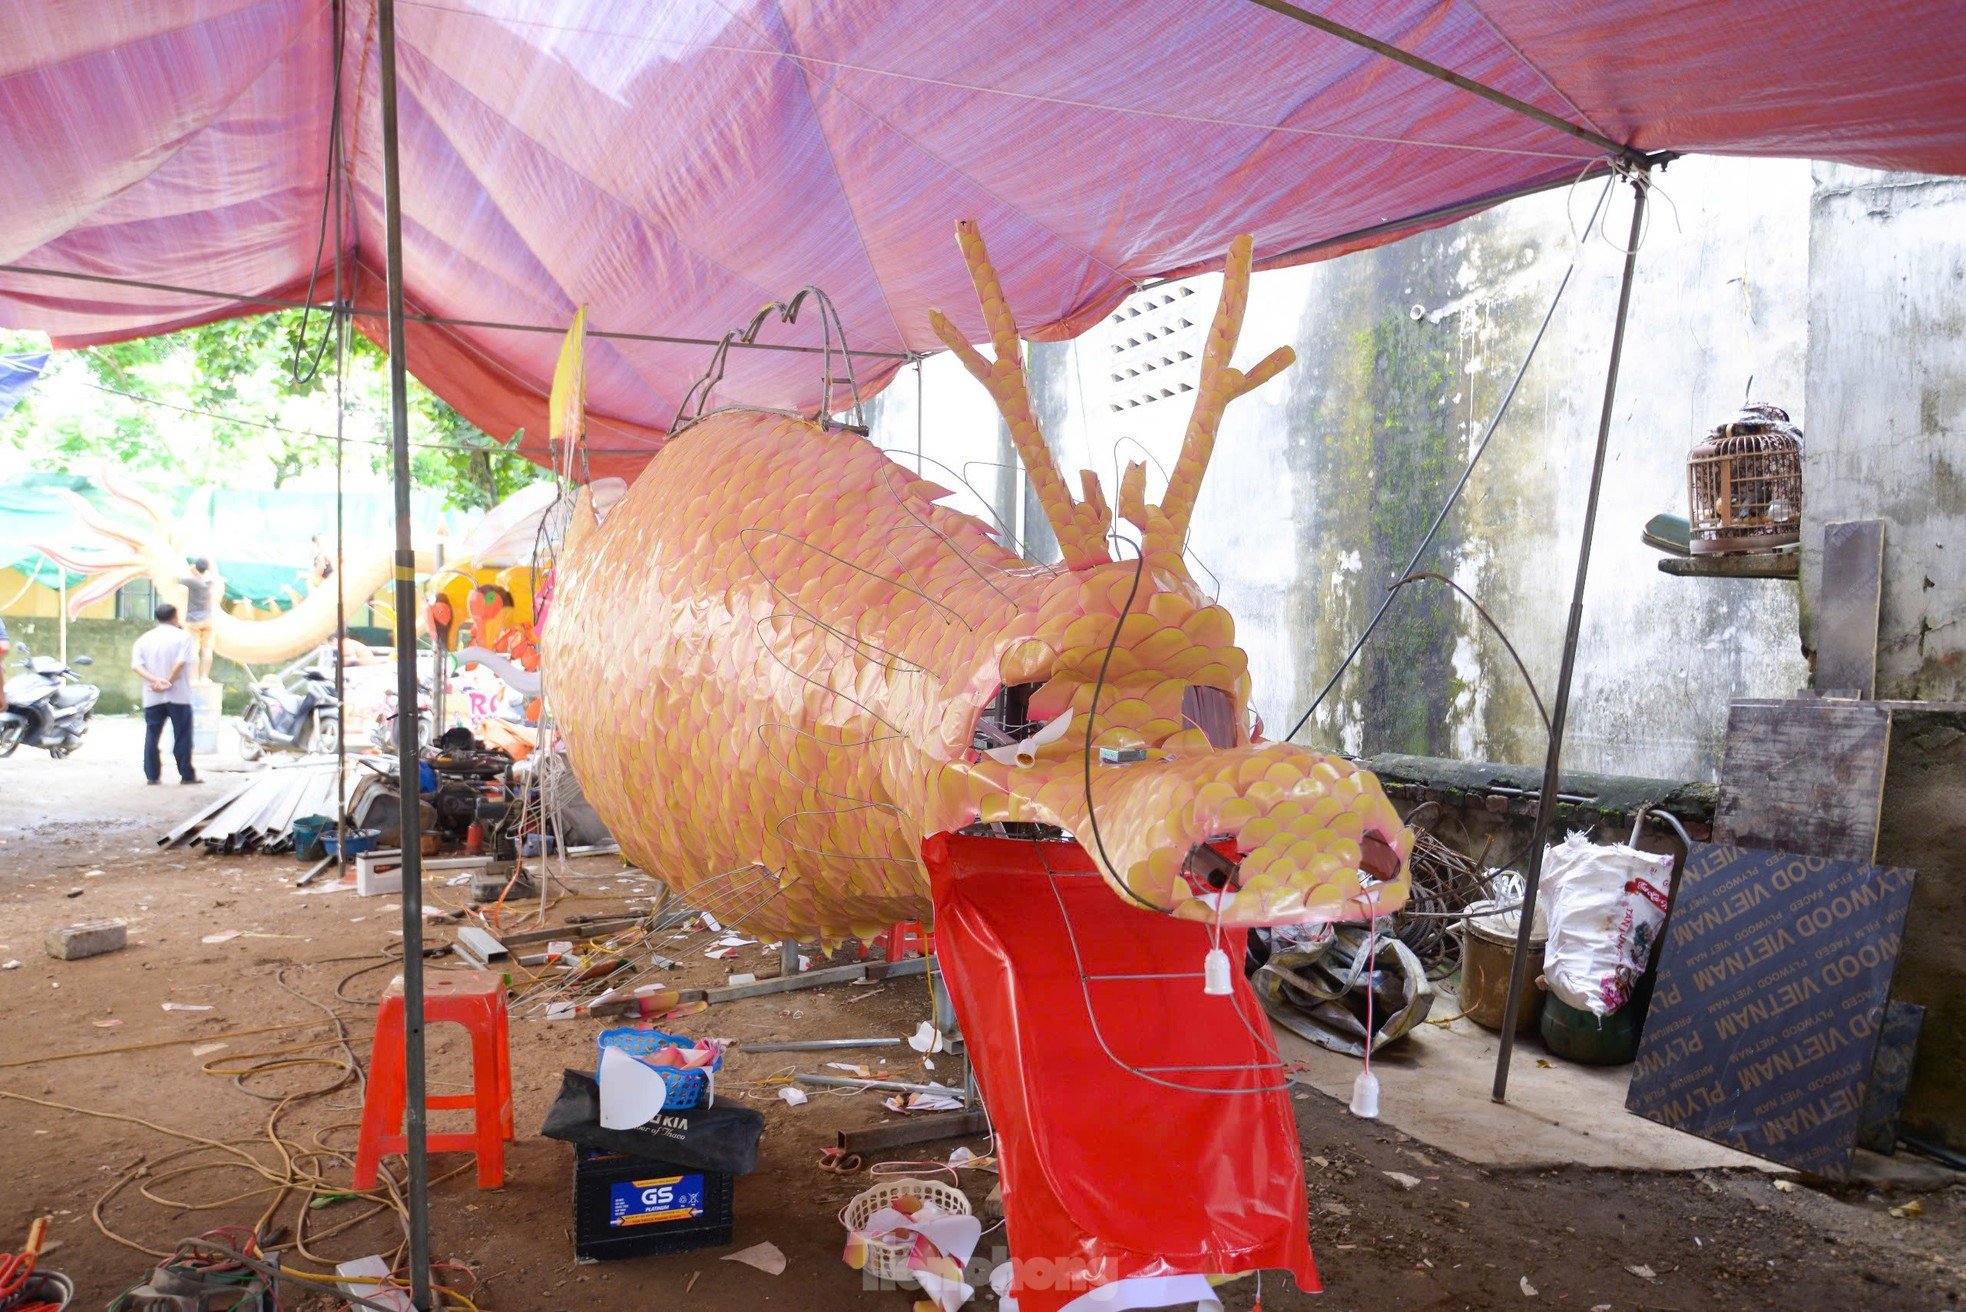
[143,702,195,782]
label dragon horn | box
[929,221,1112,571]
[1149,235,1294,555]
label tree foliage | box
[0,310,542,510]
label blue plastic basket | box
[596,1028,722,1109]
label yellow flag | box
[549,306,587,447]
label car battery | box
[572,1146,735,1261]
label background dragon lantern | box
[545,221,1411,941]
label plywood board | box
[1816,518,1885,697]
[1628,843,1917,1176]
[1715,700,1890,864]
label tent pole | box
[1245,0,1646,164]
[374,0,433,1303]
[1492,171,1649,1102]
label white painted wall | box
[866,156,1959,782]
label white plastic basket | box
[840,1177,973,1285]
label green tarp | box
[0,474,460,609]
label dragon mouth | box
[931,742,1412,928]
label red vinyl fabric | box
[923,831,1316,1309]
[4,1,1965,474]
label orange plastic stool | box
[881,920,932,963]
[353,970,513,1190]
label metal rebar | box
[1243,0,1644,163]
[1492,171,1651,1103]
[794,1073,967,1098]
[0,261,913,359]
[742,1037,905,1053]
[373,0,431,1302]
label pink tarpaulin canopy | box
[4,0,1964,474]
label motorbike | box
[0,646,101,759]
[370,681,434,756]
[236,665,341,759]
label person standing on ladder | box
[131,602,200,785]
[178,556,221,682]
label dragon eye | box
[1181,685,1238,748]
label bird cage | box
[1687,402,1804,555]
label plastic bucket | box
[291,814,331,861]
[1460,917,1546,1033]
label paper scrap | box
[721,1241,785,1276]
[191,1042,229,1057]
[1,961,19,970]
[1383,1171,1421,1190]
[92,1018,123,1029]
[599,1044,669,1129]
[1626,1264,1656,1280]
[201,930,241,944]
[778,1086,809,1107]
[825,1062,873,1078]
[544,1001,577,1021]
[885,1091,963,1114]
[162,1003,214,1012]
[336,1255,414,1312]
[908,1021,945,1054]
[1520,1275,1538,1297]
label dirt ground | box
[2,718,1961,1311]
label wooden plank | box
[1715,699,1891,863]
[837,1111,991,1155]
[1816,518,1885,697]
[1629,843,1918,1177]
[1657,553,1798,580]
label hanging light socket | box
[1350,1068,1381,1120]
[1202,946,1233,995]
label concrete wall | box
[868,155,1826,782]
[1801,166,1966,700]
[1,614,253,715]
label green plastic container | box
[1539,993,1642,1066]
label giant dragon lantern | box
[544,224,1412,1309]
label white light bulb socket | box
[1202,946,1233,996]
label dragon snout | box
[934,741,1411,928]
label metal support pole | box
[374,0,432,1301]
[1492,173,1650,1103]
[430,542,445,742]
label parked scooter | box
[236,666,341,759]
[0,645,101,759]
[370,682,433,756]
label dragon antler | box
[929,221,1113,570]
[1119,234,1294,566]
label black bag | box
[539,1069,765,1176]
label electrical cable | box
[1077,537,1171,915]
[287,0,349,390]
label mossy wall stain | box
[1281,213,1551,761]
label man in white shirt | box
[131,602,201,785]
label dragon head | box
[33,467,192,615]
[918,223,1410,927]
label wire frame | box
[679,862,801,932]
[1687,403,1803,555]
